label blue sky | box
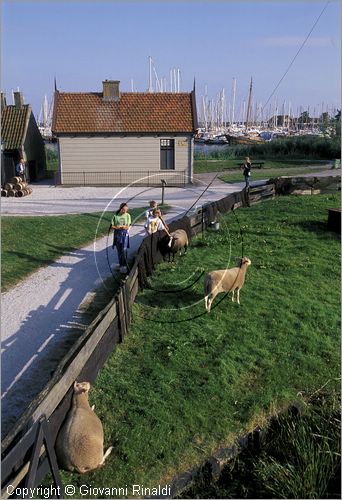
[1,1,340,119]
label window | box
[160,139,175,170]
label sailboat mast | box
[148,56,153,92]
[231,77,236,125]
[245,77,253,131]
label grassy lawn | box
[1,207,147,292]
[219,165,332,183]
[58,193,340,497]
[194,158,330,174]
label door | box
[160,139,175,170]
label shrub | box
[194,136,341,161]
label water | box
[194,143,229,156]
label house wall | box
[23,113,47,181]
[58,135,193,185]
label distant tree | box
[298,111,310,125]
[333,109,341,138]
[319,112,330,134]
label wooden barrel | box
[10,177,22,184]
[1,189,8,197]
[4,183,14,190]
[26,187,33,195]
[8,189,16,197]
[14,183,24,191]
[16,190,25,197]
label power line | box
[262,1,331,114]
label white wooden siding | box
[59,136,192,176]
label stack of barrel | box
[1,177,32,198]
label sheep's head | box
[74,381,91,395]
[240,257,251,267]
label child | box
[145,200,158,219]
[144,208,167,235]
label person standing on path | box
[111,203,131,273]
[241,156,252,189]
[15,158,26,182]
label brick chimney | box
[1,92,6,110]
[14,91,24,108]
[102,80,120,101]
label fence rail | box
[55,170,187,187]
[1,183,283,498]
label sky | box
[1,0,341,121]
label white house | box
[52,80,198,186]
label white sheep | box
[167,229,189,262]
[204,257,251,312]
[55,381,113,474]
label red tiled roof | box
[52,92,196,134]
[1,105,31,149]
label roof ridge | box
[57,91,191,95]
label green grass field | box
[58,193,340,498]
[193,158,330,174]
[1,208,147,292]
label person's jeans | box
[115,242,127,267]
[244,175,250,189]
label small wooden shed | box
[52,80,198,186]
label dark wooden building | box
[1,91,46,184]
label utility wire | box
[259,0,331,117]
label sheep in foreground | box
[55,381,113,473]
[166,229,189,262]
[204,257,251,312]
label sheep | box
[204,257,251,312]
[55,381,113,474]
[166,229,189,262]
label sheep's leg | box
[91,404,95,411]
[231,290,235,302]
[207,291,218,313]
[237,289,240,305]
[204,295,208,310]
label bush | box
[194,136,341,161]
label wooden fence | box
[0,183,278,498]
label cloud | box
[257,36,334,48]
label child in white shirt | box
[144,208,166,235]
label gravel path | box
[1,169,339,436]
